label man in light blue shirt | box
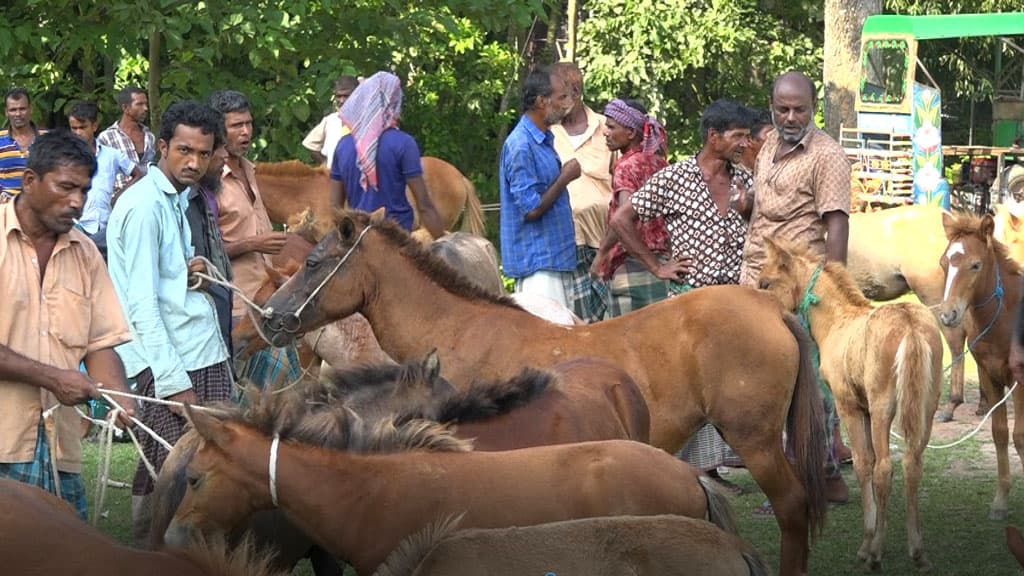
[67,100,142,259]
[105,100,232,546]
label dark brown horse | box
[0,478,282,576]
[937,211,1024,521]
[258,210,827,576]
[164,392,735,575]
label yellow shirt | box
[552,106,614,248]
[216,158,275,318]
[0,201,130,472]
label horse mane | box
[212,384,472,454]
[434,368,554,423]
[176,533,284,576]
[254,160,327,179]
[945,211,1024,275]
[371,514,465,576]
[335,210,522,310]
[771,237,873,307]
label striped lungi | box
[676,423,743,472]
[565,245,608,323]
[131,361,233,496]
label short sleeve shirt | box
[602,149,670,276]
[551,106,614,248]
[78,144,136,234]
[632,157,752,288]
[0,200,131,472]
[330,129,422,230]
[216,158,274,318]
[740,126,851,285]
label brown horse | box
[165,392,736,576]
[759,238,943,572]
[373,514,768,576]
[258,211,827,576]
[937,211,1024,521]
[254,158,485,236]
[0,478,282,576]
[848,204,976,421]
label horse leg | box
[936,323,966,422]
[903,409,934,571]
[843,407,876,565]
[981,368,1012,520]
[866,407,896,572]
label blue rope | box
[944,262,1004,372]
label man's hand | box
[96,382,136,429]
[561,159,582,183]
[653,255,693,282]
[48,369,100,406]
[590,249,612,281]
[166,388,198,417]
[251,232,289,255]
[1011,339,1024,387]
[187,257,210,291]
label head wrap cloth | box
[340,71,403,190]
[603,99,667,155]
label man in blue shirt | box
[499,67,581,306]
[105,100,232,546]
[67,100,142,259]
[329,71,444,239]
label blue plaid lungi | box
[237,344,303,395]
[0,420,87,519]
[565,245,608,323]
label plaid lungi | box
[604,256,671,318]
[565,245,608,323]
[0,420,87,519]
[676,423,743,472]
[131,361,233,496]
[237,344,303,395]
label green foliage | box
[576,0,821,158]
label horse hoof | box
[935,411,953,423]
[991,508,1009,521]
[861,558,882,573]
[914,556,933,572]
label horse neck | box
[798,266,873,346]
[968,244,1020,345]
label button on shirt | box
[78,144,137,235]
[0,201,131,472]
[106,165,228,399]
[499,115,576,278]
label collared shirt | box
[330,130,421,230]
[0,201,130,472]
[96,121,156,195]
[551,106,614,248]
[632,157,752,288]
[78,144,136,235]
[106,165,228,399]
[601,148,670,277]
[302,112,351,169]
[740,126,851,286]
[0,125,44,200]
[216,157,273,318]
[499,115,576,278]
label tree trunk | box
[823,0,881,139]
[148,29,161,135]
[565,0,577,62]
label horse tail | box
[698,474,739,536]
[373,513,464,576]
[459,176,486,236]
[782,312,828,538]
[893,328,934,446]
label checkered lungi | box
[565,245,608,323]
[676,423,743,472]
[604,256,671,318]
[131,361,233,496]
[0,420,88,519]
[236,344,303,395]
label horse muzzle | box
[163,521,193,549]
[938,305,964,328]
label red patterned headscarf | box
[340,71,403,190]
[604,99,667,155]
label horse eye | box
[758,279,772,290]
[970,262,982,271]
[305,258,319,270]
[186,472,201,489]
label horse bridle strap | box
[269,434,280,507]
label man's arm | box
[302,117,328,165]
[82,348,135,426]
[524,159,581,221]
[223,233,287,258]
[0,344,97,405]
[823,210,849,264]
[609,197,690,281]
[407,175,445,239]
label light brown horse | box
[165,393,736,576]
[254,157,485,236]
[848,204,976,421]
[258,211,827,576]
[374,514,768,576]
[0,478,282,576]
[759,238,943,572]
[937,211,1024,521]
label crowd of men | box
[0,62,854,540]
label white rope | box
[891,382,1019,449]
[269,434,280,507]
[283,224,375,328]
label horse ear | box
[339,216,356,241]
[185,405,234,450]
[423,349,442,381]
[264,263,289,289]
[980,213,995,239]
[941,211,958,240]
[368,207,387,225]
[1010,211,1023,232]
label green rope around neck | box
[796,263,824,331]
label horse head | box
[756,237,815,311]
[328,350,457,423]
[938,211,998,328]
[261,210,384,347]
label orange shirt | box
[216,158,274,318]
[552,106,614,248]
[0,201,131,472]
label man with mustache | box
[105,100,232,546]
[741,70,852,510]
[0,131,134,519]
[499,67,581,307]
[0,88,45,201]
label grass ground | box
[79,308,1023,575]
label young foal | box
[165,392,735,576]
[937,211,1024,521]
[373,514,768,576]
[758,238,943,572]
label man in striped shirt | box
[97,86,156,200]
[0,88,44,201]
